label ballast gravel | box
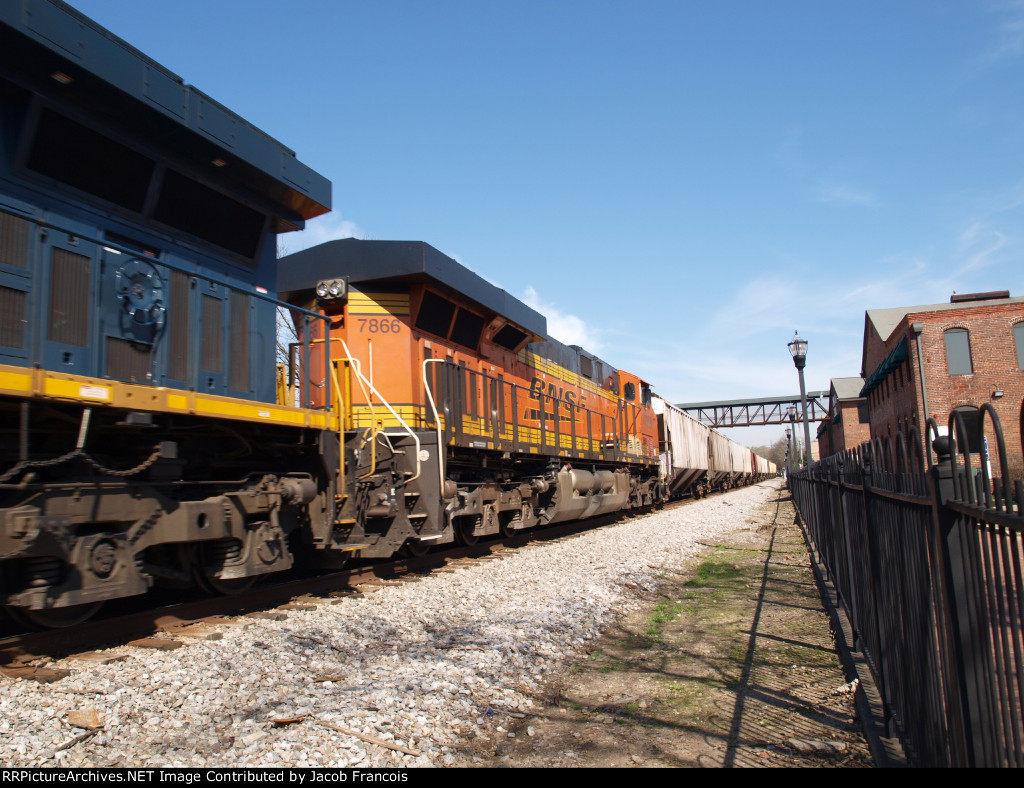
[0,482,778,768]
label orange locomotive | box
[279,239,664,559]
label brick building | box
[817,377,871,459]
[858,291,1024,478]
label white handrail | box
[422,358,448,499]
[340,338,422,484]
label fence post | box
[836,454,859,649]
[930,435,977,767]
[860,447,896,738]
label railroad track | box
[0,497,698,671]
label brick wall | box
[839,399,872,452]
[818,422,833,459]
[863,301,1024,479]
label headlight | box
[315,278,346,301]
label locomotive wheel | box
[194,568,256,596]
[455,516,480,546]
[189,541,257,596]
[399,538,431,558]
[6,602,103,630]
[499,512,522,539]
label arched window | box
[1015,323,1024,370]
[944,328,973,375]
[951,405,982,454]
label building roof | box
[866,295,1024,344]
[861,292,1024,377]
[830,377,866,401]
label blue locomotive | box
[0,0,335,626]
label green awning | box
[860,336,909,398]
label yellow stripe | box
[0,363,339,430]
[520,350,618,403]
[194,398,308,424]
[0,370,32,394]
[44,378,112,401]
[348,292,410,316]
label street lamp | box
[788,331,814,468]
[785,426,793,477]
[786,405,798,472]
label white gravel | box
[0,481,780,768]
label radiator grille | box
[0,286,26,348]
[168,270,190,381]
[0,212,30,269]
[201,294,222,372]
[229,290,249,391]
[49,248,90,346]
[106,336,152,382]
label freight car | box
[0,0,775,628]
[653,397,775,499]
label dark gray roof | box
[830,377,866,401]
[861,294,1024,376]
[0,0,331,224]
[866,296,1024,343]
[278,239,548,337]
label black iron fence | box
[790,403,1024,767]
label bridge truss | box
[677,391,830,428]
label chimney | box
[950,290,1010,304]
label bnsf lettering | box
[528,376,586,411]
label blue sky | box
[72,0,1024,447]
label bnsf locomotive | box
[0,0,773,627]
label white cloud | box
[815,183,880,207]
[278,213,365,255]
[955,221,1009,272]
[522,286,602,351]
[982,0,1024,64]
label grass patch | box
[644,599,684,639]
[686,560,743,587]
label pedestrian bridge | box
[677,392,829,428]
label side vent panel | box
[201,293,222,373]
[0,213,30,269]
[229,290,249,392]
[168,270,190,381]
[0,286,26,348]
[105,336,151,382]
[49,248,90,346]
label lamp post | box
[786,405,798,471]
[788,332,813,468]
[785,427,792,477]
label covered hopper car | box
[653,397,775,499]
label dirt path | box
[471,481,875,767]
